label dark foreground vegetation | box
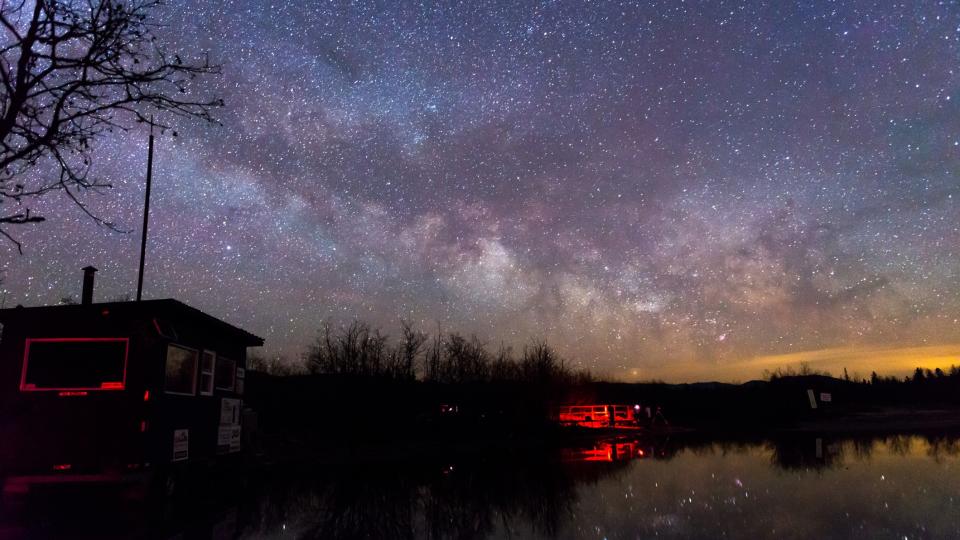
[244,321,960,458]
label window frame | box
[214,356,236,392]
[164,343,199,396]
[200,350,216,396]
[19,337,129,392]
[235,366,245,395]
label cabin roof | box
[0,298,264,347]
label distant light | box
[53,463,72,471]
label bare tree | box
[0,0,221,251]
[490,342,518,382]
[520,340,569,384]
[424,323,443,382]
[396,319,426,381]
[306,318,592,385]
[307,320,392,377]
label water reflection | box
[243,454,592,539]
[2,433,960,539]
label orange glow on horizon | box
[623,343,960,383]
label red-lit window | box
[20,338,128,392]
[200,350,215,396]
[214,357,236,392]
[164,344,198,395]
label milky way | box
[2,1,959,381]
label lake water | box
[2,433,959,539]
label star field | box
[2,0,959,381]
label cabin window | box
[200,351,216,396]
[215,357,236,391]
[165,344,198,395]
[20,338,128,391]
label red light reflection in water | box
[561,440,651,463]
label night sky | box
[2,1,959,381]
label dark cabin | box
[0,273,263,492]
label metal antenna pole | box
[136,121,155,302]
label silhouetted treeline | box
[857,365,960,408]
[874,365,960,385]
[765,363,960,388]
[274,319,593,385]
[246,321,960,443]
[243,321,604,457]
[771,363,960,408]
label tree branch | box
[0,0,221,251]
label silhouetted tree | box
[424,324,443,381]
[490,343,519,382]
[249,353,300,376]
[0,0,221,251]
[441,333,490,383]
[520,340,566,384]
[395,320,426,380]
[306,319,590,385]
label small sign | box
[220,398,242,426]
[172,429,189,462]
[218,397,243,454]
[820,392,832,403]
[807,389,818,409]
[217,425,242,454]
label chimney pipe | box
[81,266,97,305]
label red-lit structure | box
[0,298,263,494]
[555,404,642,429]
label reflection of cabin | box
[0,288,263,491]
[555,404,641,429]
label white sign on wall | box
[172,429,189,462]
[218,398,242,454]
[220,398,242,425]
